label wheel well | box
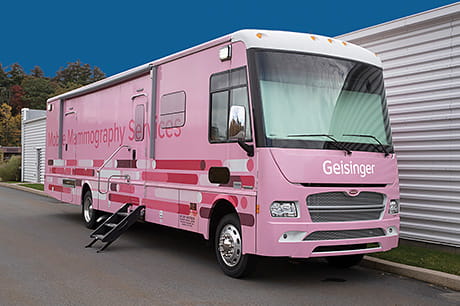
[209,200,238,246]
[81,183,91,205]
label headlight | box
[270,201,298,217]
[389,199,400,214]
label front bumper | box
[256,217,399,258]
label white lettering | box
[322,160,375,178]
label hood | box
[270,148,397,185]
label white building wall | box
[338,3,460,247]
[21,109,46,183]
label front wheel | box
[215,214,253,278]
[326,254,364,268]
[82,191,99,229]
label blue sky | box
[2,0,457,77]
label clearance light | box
[256,33,263,39]
[219,45,232,61]
[328,38,333,43]
[342,41,348,46]
[310,35,317,41]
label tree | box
[30,66,45,78]
[0,103,21,146]
[0,64,9,88]
[9,85,25,115]
[54,60,94,87]
[21,76,58,110]
[92,66,106,82]
[7,63,25,86]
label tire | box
[326,254,364,268]
[82,191,99,229]
[215,214,253,278]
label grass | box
[370,243,460,276]
[19,183,44,191]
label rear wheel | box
[82,191,99,229]
[326,254,364,268]
[215,214,253,278]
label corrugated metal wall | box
[338,3,460,247]
[22,111,46,184]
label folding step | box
[85,203,145,252]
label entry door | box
[61,100,77,202]
[131,92,148,184]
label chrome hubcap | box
[84,197,93,223]
[218,224,242,267]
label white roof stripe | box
[48,29,381,102]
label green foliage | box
[54,60,106,87]
[19,183,44,191]
[0,103,21,146]
[0,155,21,182]
[30,66,44,78]
[0,61,106,145]
[7,63,25,86]
[21,76,59,110]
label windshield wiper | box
[343,134,389,156]
[288,134,352,155]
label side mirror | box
[228,105,254,157]
[228,105,246,140]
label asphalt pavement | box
[0,185,459,305]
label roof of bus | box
[232,29,381,67]
[48,29,381,102]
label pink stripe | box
[201,192,217,204]
[66,160,77,166]
[51,167,72,175]
[72,168,95,176]
[142,198,189,215]
[93,160,104,167]
[108,194,140,205]
[119,184,135,193]
[142,172,198,185]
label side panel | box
[45,42,258,255]
[45,74,152,212]
[142,41,257,253]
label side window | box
[134,104,145,141]
[160,91,186,129]
[209,67,251,142]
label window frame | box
[208,66,252,144]
[159,90,186,129]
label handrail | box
[97,144,131,194]
[98,174,131,195]
[97,145,131,172]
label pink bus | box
[45,30,400,277]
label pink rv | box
[45,30,400,277]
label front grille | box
[307,192,385,222]
[303,228,385,241]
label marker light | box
[270,201,298,218]
[389,199,400,214]
[328,38,333,43]
[256,33,263,39]
[219,45,232,61]
[310,35,317,41]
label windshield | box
[250,50,393,153]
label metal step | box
[85,203,145,252]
